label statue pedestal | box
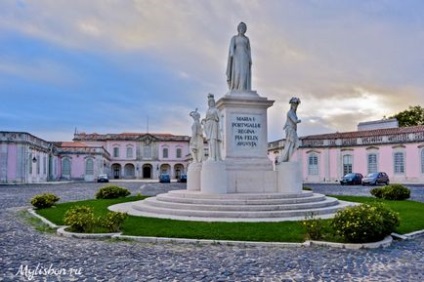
[215,91,276,193]
[276,162,302,194]
[201,160,227,194]
[187,162,202,191]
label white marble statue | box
[226,22,252,91]
[202,94,222,161]
[279,97,301,162]
[189,108,204,163]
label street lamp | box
[32,156,37,163]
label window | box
[394,152,405,174]
[342,154,352,175]
[36,155,40,175]
[163,148,169,158]
[113,147,119,158]
[62,158,71,176]
[143,145,152,159]
[126,147,133,158]
[308,154,318,175]
[421,149,424,174]
[29,154,33,174]
[367,153,378,174]
[176,148,182,158]
[85,158,94,175]
[43,156,47,175]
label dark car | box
[340,173,363,185]
[178,174,187,183]
[97,174,109,183]
[159,174,171,183]
[362,172,389,186]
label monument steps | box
[156,192,327,206]
[146,195,337,211]
[128,196,349,220]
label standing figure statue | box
[189,108,204,163]
[226,22,252,91]
[202,94,222,161]
[279,97,301,162]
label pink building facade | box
[0,131,190,184]
[268,125,424,184]
[0,132,61,184]
[71,132,190,181]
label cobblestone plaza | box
[1,182,424,281]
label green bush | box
[331,203,399,243]
[370,184,410,200]
[64,205,96,233]
[95,185,131,199]
[30,193,60,209]
[101,212,128,232]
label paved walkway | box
[1,182,423,281]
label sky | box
[0,0,423,142]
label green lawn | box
[35,195,424,242]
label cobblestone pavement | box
[1,182,423,281]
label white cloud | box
[1,0,423,139]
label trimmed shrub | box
[95,185,131,199]
[370,184,410,200]
[331,203,399,243]
[30,193,60,209]
[64,205,96,233]
[303,186,312,191]
[101,212,128,232]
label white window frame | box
[308,153,319,176]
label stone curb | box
[306,236,393,249]
[404,229,424,239]
[57,226,121,239]
[27,208,60,229]
[114,234,309,248]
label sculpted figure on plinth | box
[226,22,252,91]
[202,94,222,161]
[189,108,204,163]
[279,97,301,162]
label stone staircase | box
[110,190,354,222]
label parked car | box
[178,174,187,183]
[340,173,363,185]
[97,174,109,183]
[362,172,389,186]
[159,174,171,183]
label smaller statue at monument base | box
[189,108,204,163]
[202,94,222,161]
[279,97,301,163]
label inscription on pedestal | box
[230,114,262,150]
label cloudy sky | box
[1,0,423,142]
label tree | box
[390,105,424,127]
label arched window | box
[342,154,353,175]
[163,148,169,158]
[62,158,71,177]
[126,147,133,158]
[113,147,120,158]
[176,148,182,158]
[85,158,94,176]
[367,153,378,174]
[308,153,318,175]
[394,152,405,174]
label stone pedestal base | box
[276,162,302,194]
[187,162,202,191]
[201,160,227,194]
